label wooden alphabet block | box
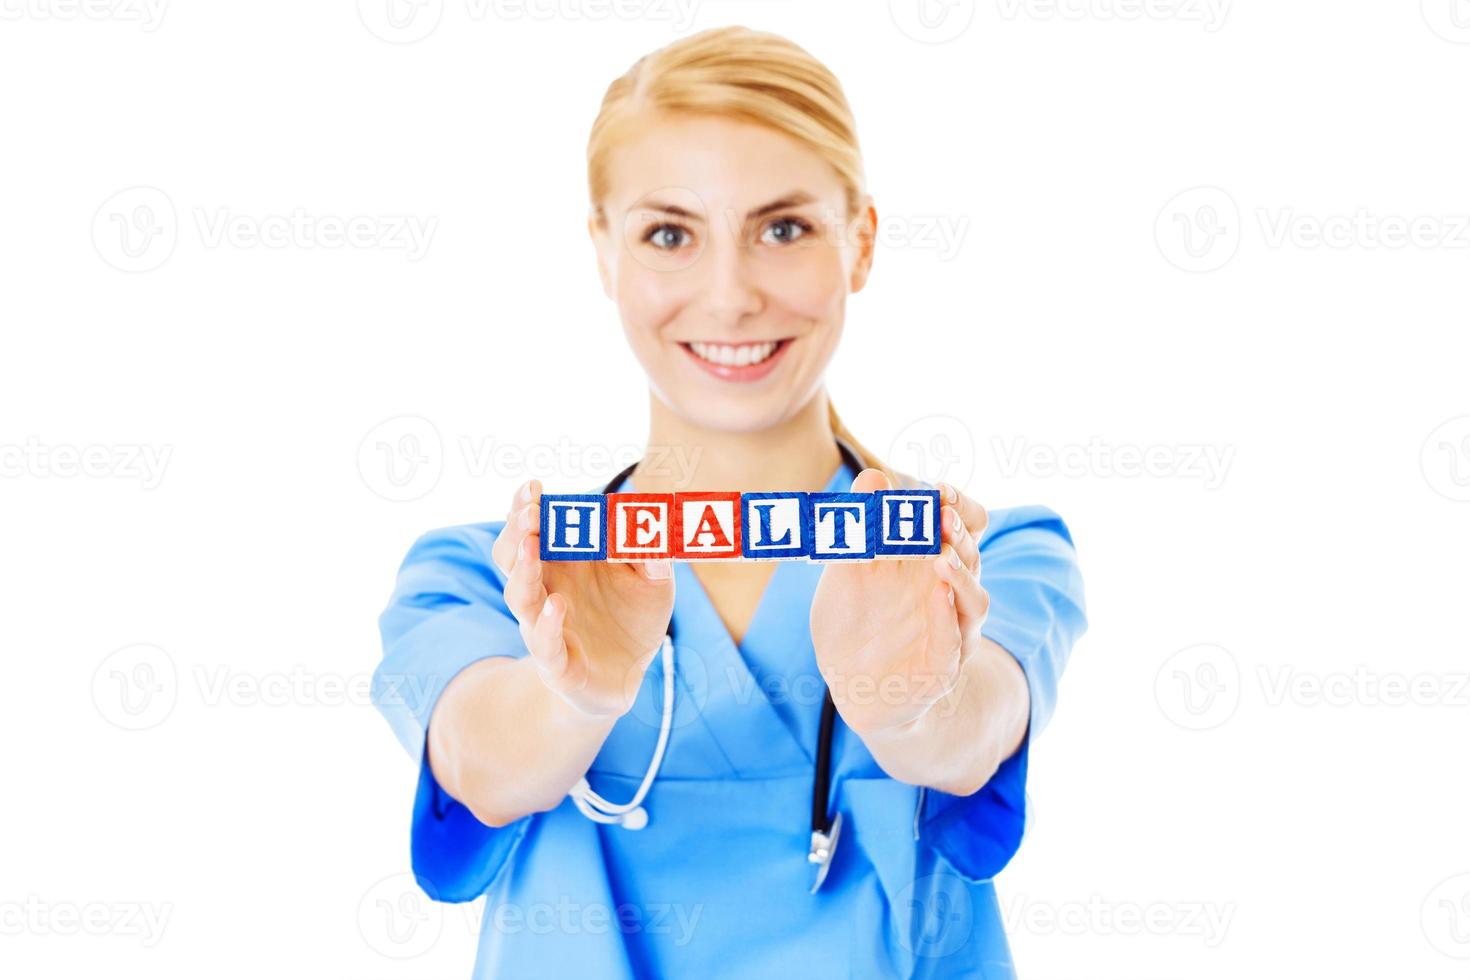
[672,491,743,561]
[606,493,674,562]
[808,492,877,561]
[872,489,942,557]
[539,493,607,561]
[740,492,811,560]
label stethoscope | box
[567,439,864,893]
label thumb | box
[850,466,890,494]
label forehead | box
[603,111,845,214]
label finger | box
[504,533,548,626]
[526,591,572,682]
[936,482,988,540]
[923,575,964,680]
[941,505,980,574]
[933,545,990,633]
[850,467,890,494]
[491,480,542,575]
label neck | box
[633,390,845,494]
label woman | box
[374,26,1087,979]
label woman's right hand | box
[491,479,676,718]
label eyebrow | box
[636,191,818,223]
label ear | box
[588,211,614,300]
[848,195,877,294]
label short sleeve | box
[919,504,1088,882]
[372,522,533,903]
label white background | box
[3,1,1468,977]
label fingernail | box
[518,506,532,531]
[541,595,555,617]
[645,559,672,580]
[515,483,529,505]
[948,547,962,569]
[948,587,956,607]
[940,483,957,504]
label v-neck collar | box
[607,457,857,773]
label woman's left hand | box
[809,468,990,738]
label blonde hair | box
[586,25,898,486]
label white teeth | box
[688,340,779,367]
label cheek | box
[616,264,688,344]
[760,246,848,320]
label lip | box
[679,338,793,383]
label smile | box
[679,338,792,382]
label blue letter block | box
[739,492,811,560]
[809,492,877,561]
[539,493,607,561]
[873,489,941,557]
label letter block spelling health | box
[539,493,607,561]
[606,493,674,562]
[872,489,942,557]
[537,489,945,562]
[672,491,743,561]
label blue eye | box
[645,223,691,250]
[762,217,812,245]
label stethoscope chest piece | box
[807,811,843,894]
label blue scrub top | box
[374,459,1087,979]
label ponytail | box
[827,399,899,487]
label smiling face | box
[590,112,875,435]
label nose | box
[697,230,763,326]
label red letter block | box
[672,491,743,561]
[606,493,674,562]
